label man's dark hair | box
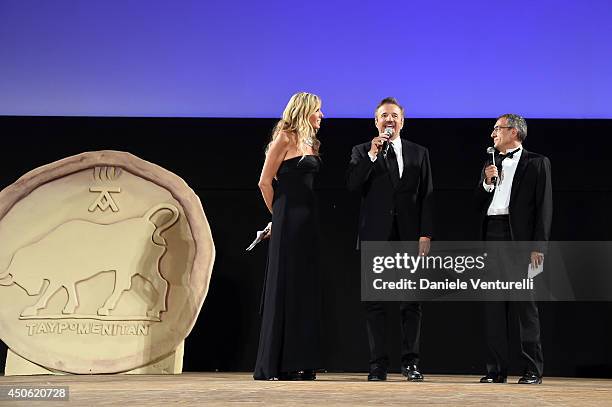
[375,97,405,118]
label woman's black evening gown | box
[254,155,321,380]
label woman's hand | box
[263,222,272,239]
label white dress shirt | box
[484,146,523,216]
[368,137,404,178]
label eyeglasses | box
[491,126,514,133]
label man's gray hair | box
[498,113,527,142]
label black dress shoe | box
[367,367,387,381]
[300,370,316,380]
[401,365,424,382]
[518,373,542,384]
[278,370,317,381]
[479,373,507,383]
[278,371,301,381]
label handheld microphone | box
[382,127,393,157]
[486,147,497,185]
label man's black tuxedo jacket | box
[475,148,552,243]
[347,138,434,245]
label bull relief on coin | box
[0,151,215,374]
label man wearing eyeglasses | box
[475,114,552,385]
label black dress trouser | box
[364,217,422,370]
[484,215,544,377]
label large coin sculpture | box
[0,151,214,374]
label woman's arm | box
[258,133,291,214]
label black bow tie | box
[496,148,521,161]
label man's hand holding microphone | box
[484,164,499,185]
[369,127,394,157]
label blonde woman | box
[254,92,324,381]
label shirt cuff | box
[483,180,494,192]
[368,151,377,162]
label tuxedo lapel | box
[510,148,529,204]
[363,143,394,187]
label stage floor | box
[1,373,612,406]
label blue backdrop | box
[1,0,610,118]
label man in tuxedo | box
[347,97,433,381]
[475,113,552,385]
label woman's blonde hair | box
[268,92,321,156]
